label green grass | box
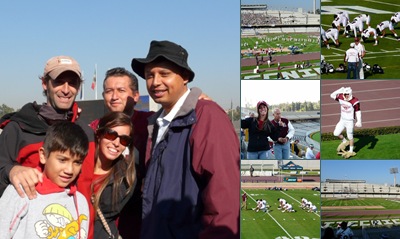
[321,0,400,79]
[321,133,400,159]
[322,198,400,210]
[311,131,321,142]
[241,33,321,79]
[241,33,320,57]
[241,188,320,239]
[321,198,400,222]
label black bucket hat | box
[131,40,195,82]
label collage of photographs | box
[241,0,400,239]
[0,0,400,239]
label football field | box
[321,0,400,79]
[241,188,320,239]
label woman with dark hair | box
[241,100,281,159]
[91,112,136,239]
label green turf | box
[321,0,400,79]
[311,131,321,142]
[241,188,320,239]
[241,33,320,58]
[322,198,400,210]
[241,33,321,79]
[321,133,400,159]
[321,197,400,222]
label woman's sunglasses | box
[100,128,132,147]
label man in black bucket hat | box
[132,40,239,239]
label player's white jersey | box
[279,198,286,205]
[259,201,266,210]
[347,21,361,37]
[362,27,377,40]
[391,12,400,24]
[335,11,349,24]
[355,14,370,25]
[284,203,293,210]
[353,18,365,32]
[310,205,317,211]
[336,94,360,121]
[260,200,267,210]
[326,28,339,41]
[336,228,354,239]
[332,14,348,28]
[377,20,394,32]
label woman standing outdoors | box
[241,101,281,159]
[91,112,136,238]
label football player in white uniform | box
[308,204,317,213]
[332,11,350,34]
[330,87,362,158]
[278,198,286,209]
[345,19,363,38]
[391,12,400,25]
[282,203,295,213]
[376,20,398,38]
[361,27,378,46]
[354,14,371,27]
[301,197,309,209]
[324,28,340,49]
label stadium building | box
[322,179,400,199]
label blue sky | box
[241,0,321,13]
[322,160,400,186]
[0,1,239,110]
[241,80,320,107]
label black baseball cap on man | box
[131,40,195,82]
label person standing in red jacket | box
[0,56,97,238]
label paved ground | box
[321,80,400,134]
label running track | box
[321,80,400,134]
[241,52,320,67]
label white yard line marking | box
[242,189,294,239]
[365,0,400,7]
[280,191,320,217]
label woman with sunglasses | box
[91,111,136,239]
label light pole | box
[390,167,398,187]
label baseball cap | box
[309,144,314,148]
[257,100,268,109]
[131,40,195,82]
[350,43,355,48]
[44,56,82,80]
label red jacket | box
[0,102,96,239]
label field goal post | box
[241,162,275,176]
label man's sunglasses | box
[100,128,132,147]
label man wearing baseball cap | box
[131,40,239,238]
[344,42,360,79]
[0,55,96,238]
